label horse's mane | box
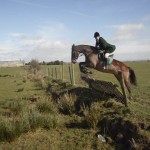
[76,44,96,52]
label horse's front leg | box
[79,62,92,74]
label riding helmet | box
[94,32,100,38]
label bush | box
[30,59,40,71]
[6,99,25,115]
[0,121,15,142]
[82,103,102,129]
[37,99,58,114]
[58,94,77,115]
[0,118,24,142]
[37,78,47,89]
[0,109,61,142]
[40,114,61,129]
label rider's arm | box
[95,41,100,50]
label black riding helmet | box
[94,32,100,38]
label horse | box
[71,44,137,99]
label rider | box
[94,32,116,69]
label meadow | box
[0,61,149,150]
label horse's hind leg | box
[79,62,92,74]
[124,80,131,94]
[114,72,130,105]
[124,80,132,100]
[123,71,133,100]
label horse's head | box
[71,44,80,64]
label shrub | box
[37,99,58,114]
[6,99,25,115]
[0,118,22,142]
[37,78,47,89]
[58,94,77,115]
[40,114,61,129]
[27,109,42,131]
[30,59,40,71]
[0,121,14,142]
[82,102,102,129]
[0,109,61,142]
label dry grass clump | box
[82,102,102,129]
[0,95,61,142]
[58,93,77,115]
[36,98,58,114]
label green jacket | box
[95,37,116,53]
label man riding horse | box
[94,32,116,69]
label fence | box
[47,62,75,85]
[47,64,128,106]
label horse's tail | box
[129,67,137,86]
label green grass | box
[0,67,46,101]
[0,61,150,150]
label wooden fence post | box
[71,63,75,85]
[55,67,57,80]
[48,68,50,77]
[69,65,72,84]
[52,68,54,79]
[118,71,128,107]
[62,62,64,81]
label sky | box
[0,0,150,62]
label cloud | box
[111,23,145,42]
[0,22,72,61]
[108,23,150,60]
[0,21,149,62]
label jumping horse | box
[71,44,137,101]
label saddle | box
[98,51,114,65]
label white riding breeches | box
[105,53,110,58]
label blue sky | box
[0,0,150,62]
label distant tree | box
[54,60,60,65]
[42,61,46,65]
[30,59,40,71]
[46,60,64,65]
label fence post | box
[118,71,128,107]
[71,63,75,85]
[48,68,50,77]
[52,68,54,79]
[62,62,64,81]
[55,67,57,80]
[69,65,72,84]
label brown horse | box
[71,44,137,97]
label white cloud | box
[0,21,149,62]
[111,23,145,42]
[109,23,150,60]
[0,22,72,61]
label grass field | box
[0,61,150,150]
